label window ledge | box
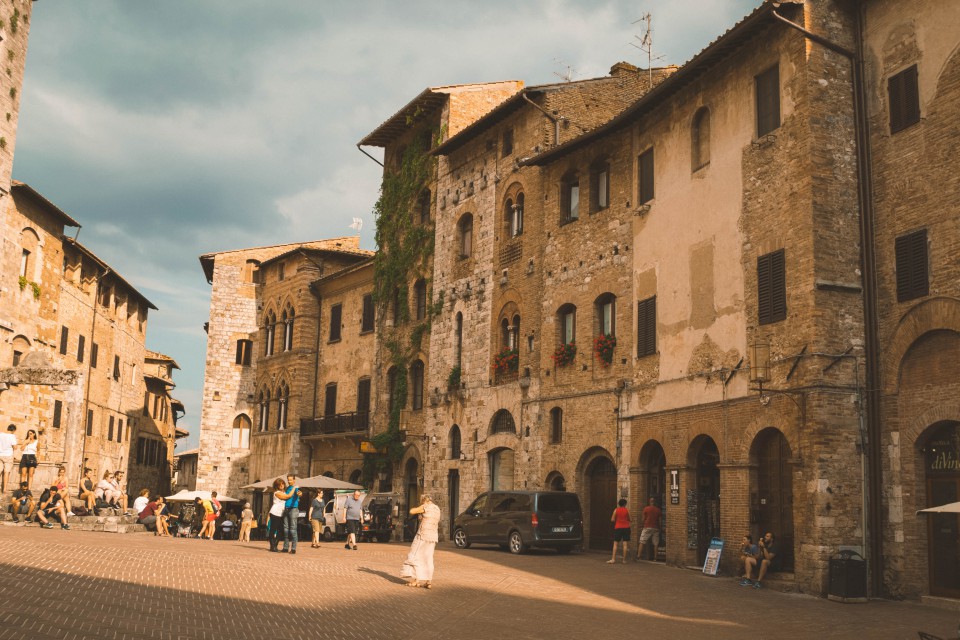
[327,338,342,344]
[752,132,778,148]
[359,329,374,336]
[633,203,652,217]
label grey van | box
[452,491,583,554]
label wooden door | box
[447,470,460,536]
[928,478,960,598]
[588,457,617,551]
[756,430,794,570]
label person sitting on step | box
[36,485,70,530]
[9,481,35,524]
[741,531,779,589]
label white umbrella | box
[917,501,960,514]
[165,490,239,503]
[240,479,279,490]
[297,475,363,490]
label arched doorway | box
[489,448,515,490]
[587,456,617,551]
[546,471,566,491]
[639,440,667,560]
[404,458,420,510]
[751,428,794,571]
[922,421,960,597]
[690,436,720,565]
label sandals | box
[404,581,420,588]
[404,580,432,589]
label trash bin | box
[828,549,867,603]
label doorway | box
[752,428,794,571]
[639,440,667,560]
[448,469,460,536]
[489,448,515,491]
[924,421,960,598]
[587,456,617,551]
[691,436,720,565]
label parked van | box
[452,491,582,554]
[319,490,395,543]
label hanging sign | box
[702,537,725,576]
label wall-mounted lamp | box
[750,341,770,384]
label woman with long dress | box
[400,495,440,589]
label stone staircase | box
[0,510,148,533]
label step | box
[0,511,149,533]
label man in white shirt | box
[0,424,17,496]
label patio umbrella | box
[240,479,279,490]
[297,475,363,490]
[164,490,239,502]
[917,501,960,514]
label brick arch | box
[575,445,616,476]
[261,305,277,326]
[638,438,667,468]
[930,40,960,113]
[502,180,525,203]
[902,403,960,451]
[401,443,423,471]
[734,411,800,464]
[882,297,960,393]
[484,432,519,452]
[682,421,725,466]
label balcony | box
[300,412,369,438]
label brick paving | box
[0,527,954,640]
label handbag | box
[249,520,258,529]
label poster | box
[702,537,724,576]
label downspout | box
[80,267,110,480]
[771,6,883,596]
[521,94,562,146]
[356,144,384,168]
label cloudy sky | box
[14,0,759,450]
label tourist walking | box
[308,492,324,548]
[19,429,38,489]
[400,494,440,589]
[608,498,631,564]
[239,502,254,542]
[343,489,363,550]
[636,497,662,561]
[267,478,286,552]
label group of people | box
[1,424,39,494]
[9,480,70,529]
[132,489,171,535]
[739,532,780,589]
[608,497,663,564]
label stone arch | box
[577,446,617,551]
[748,427,795,570]
[687,434,721,564]
[487,446,515,491]
[545,470,566,491]
[637,439,667,504]
[489,408,516,436]
[883,298,960,393]
[903,403,960,453]
[735,413,800,464]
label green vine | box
[447,365,461,390]
[10,9,18,35]
[18,275,26,290]
[30,281,40,299]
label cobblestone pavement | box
[0,527,955,640]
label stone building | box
[173,448,198,493]
[196,238,371,503]
[0,181,180,497]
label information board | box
[702,537,725,576]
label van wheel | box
[322,529,333,542]
[453,528,471,549]
[508,531,528,555]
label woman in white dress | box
[401,495,441,589]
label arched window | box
[458,214,473,260]
[557,304,577,345]
[258,389,270,432]
[490,409,516,435]
[232,414,251,449]
[276,382,289,430]
[511,314,521,350]
[19,227,39,281]
[12,335,30,367]
[550,407,563,444]
[264,311,276,357]
[418,190,431,225]
[413,279,427,321]
[692,106,711,171]
[561,173,579,224]
[449,425,462,459]
[283,307,295,351]
[595,293,616,337]
[500,318,511,350]
[410,360,424,411]
[505,193,524,238]
[454,312,463,367]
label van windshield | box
[537,494,579,513]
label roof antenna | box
[630,12,666,87]
[552,57,576,83]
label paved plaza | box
[0,527,954,640]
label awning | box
[165,490,239,502]
[917,501,960,514]
[241,475,362,491]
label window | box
[86,409,94,437]
[596,293,615,337]
[414,280,427,321]
[235,339,252,365]
[895,229,928,302]
[888,64,920,134]
[113,355,121,381]
[117,419,123,443]
[108,416,115,441]
[459,214,473,259]
[53,400,63,429]
[329,304,342,341]
[12,350,22,366]
[757,249,787,325]
[387,367,398,412]
[91,343,99,369]
[561,175,580,224]
[258,390,270,432]
[324,383,338,417]
[692,107,710,170]
[505,194,524,238]
[502,128,513,157]
[490,409,516,435]
[418,190,431,225]
[755,64,781,137]
[264,311,276,356]
[357,378,371,414]
[550,407,562,443]
[232,414,251,449]
[77,335,85,363]
[591,164,609,212]
[558,304,576,345]
[143,391,151,417]
[59,326,68,355]
[638,148,654,205]
[361,294,375,333]
[277,262,285,281]
[20,248,29,278]
[283,308,295,350]
[242,260,259,284]
[454,312,463,367]
[276,383,288,430]
[449,425,462,459]
[637,296,657,357]
[411,360,424,411]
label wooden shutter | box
[108,416,114,441]
[895,229,928,301]
[361,294,374,332]
[53,400,63,429]
[59,326,69,355]
[357,378,371,414]
[637,296,657,357]
[756,65,781,137]
[889,65,920,134]
[77,335,85,362]
[117,419,123,443]
[324,384,337,416]
[758,249,787,325]
[638,149,655,204]
[113,355,120,380]
[329,304,342,341]
[91,343,99,368]
[86,409,93,436]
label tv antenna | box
[630,12,666,86]
[552,57,576,83]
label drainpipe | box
[521,94,562,146]
[770,6,883,596]
[356,144,384,168]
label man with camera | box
[741,531,778,589]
